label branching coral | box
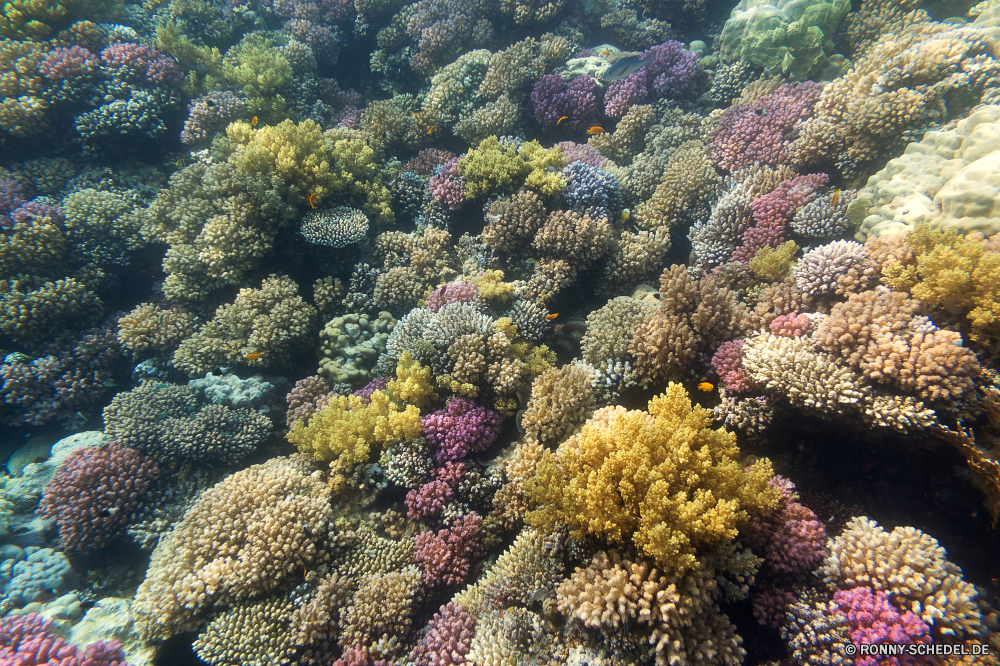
[134,455,334,641]
[527,383,780,575]
[629,265,748,387]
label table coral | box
[527,382,780,575]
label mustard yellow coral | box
[387,350,436,408]
[458,136,565,200]
[904,225,1000,345]
[527,382,779,575]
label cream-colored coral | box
[531,210,613,267]
[582,296,658,386]
[290,573,354,665]
[590,104,655,164]
[556,551,745,666]
[601,228,670,293]
[339,565,421,659]
[742,332,865,414]
[820,516,983,637]
[134,455,333,641]
[520,362,597,447]
[117,303,195,356]
[634,140,718,231]
[192,595,296,666]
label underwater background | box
[1,0,1000,662]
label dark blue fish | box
[600,55,647,82]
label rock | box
[70,597,154,666]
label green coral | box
[749,240,799,282]
[221,33,293,120]
[719,0,851,79]
[458,136,565,200]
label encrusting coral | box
[526,382,780,575]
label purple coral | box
[412,602,475,666]
[833,588,931,665]
[38,442,159,554]
[603,71,647,117]
[0,177,25,228]
[414,512,484,587]
[531,74,598,132]
[0,612,130,665]
[421,397,502,463]
[643,40,698,97]
[181,91,246,145]
[555,141,605,167]
[426,282,477,312]
[710,82,823,172]
[731,173,828,264]
[744,495,826,576]
[353,376,390,404]
[429,157,465,210]
[100,43,183,86]
[711,340,754,393]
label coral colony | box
[1,0,1000,664]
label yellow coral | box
[228,119,334,197]
[471,269,514,302]
[458,136,565,200]
[387,350,436,408]
[750,240,799,281]
[905,225,1000,345]
[527,382,779,575]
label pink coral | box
[769,312,811,337]
[555,141,606,167]
[38,442,159,553]
[285,375,334,427]
[833,588,931,665]
[731,173,828,264]
[710,82,823,172]
[429,157,465,210]
[39,45,99,82]
[604,70,647,117]
[421,397,502,463]
[745,497,826,576]
[412,602,475,666]
[405,462,466,520]
[0,612,130,666]
[425,282,477,312]
[414,512,484,587]
[334,645,388,666]
[711,339,754,393]
[100,43,183,86]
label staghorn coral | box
[820,516,983,637]
[173,275,316,376]
[527,383,780,575]
[556,551,745,666]
[134,455,334,641]
[629,265,748,387]
[813,287,980,402]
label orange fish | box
[427,126,435,135]
[545,313,559,320]
[697,382,714,392]
[556,116,568,126]
[251,115,258,126]
[830,188,841,206]
[309,192,317,209]
[246,352,262,361]
[586,126,605,135]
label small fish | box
[556,116,568,126]
[80,344,92,352]
[427,126,435,134]
[600,54,647,82]
[102,380,117,387]
[697,382,714,392]
[205,99,216,107]
[525,258,538,266]
[620,208,630,222]
[830,188,841,206]
[587,126,605,135]
[600,50,612,56]
[309,192,317,209]
[251,115,258,126]
[246,352,262,361]
[545,313,559,320]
